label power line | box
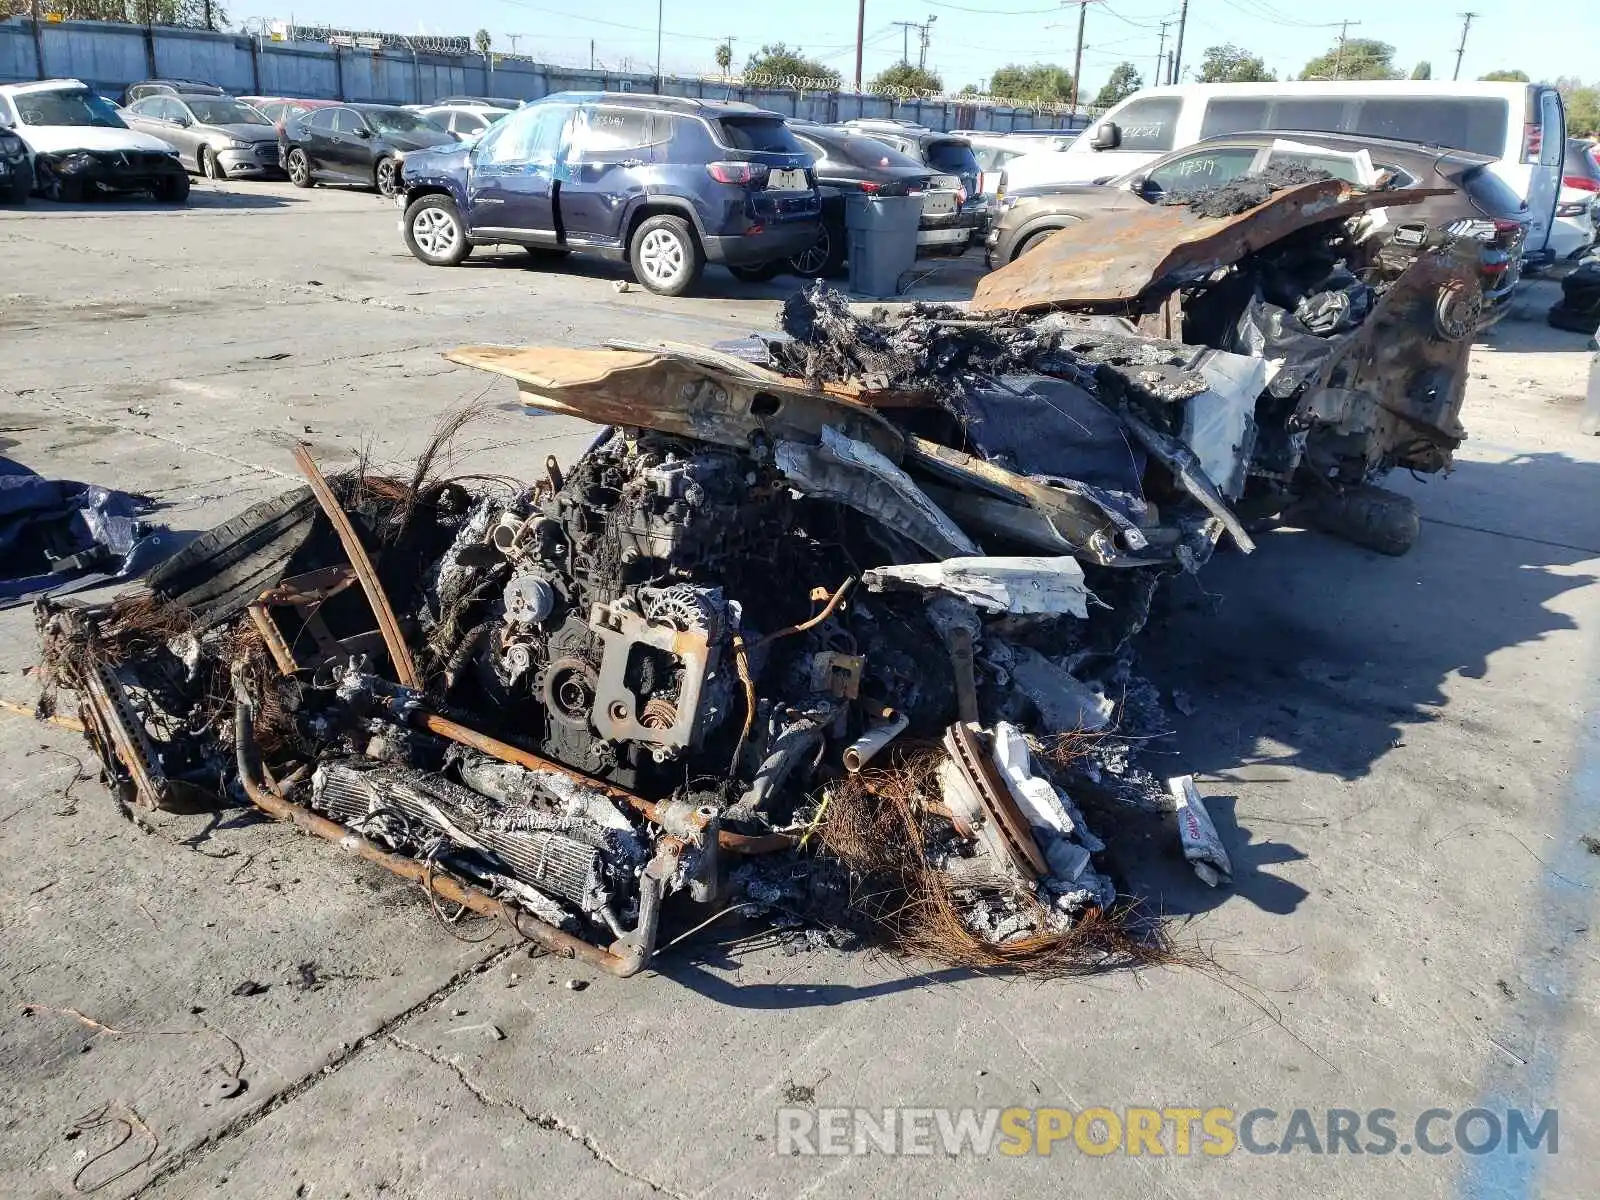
[497,1,726,42]
[1331,18,1361,80]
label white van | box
[1000,81,1568,257]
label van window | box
[1270,99,1346,134]
[1352,98,1508,156]
[1200,99,1270,138]
[1112,97,1182,152]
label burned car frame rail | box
[443,345,907,461]
[971,179,1442,313]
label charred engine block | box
[450,429,795,789]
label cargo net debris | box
[35,174,1482,978]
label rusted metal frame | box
[387,701,796,855]
[233,692,674,977]
[290,443,420,689]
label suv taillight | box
[1522,122,1543,163]
[706,161,769,186]
[1563,175,1599,192]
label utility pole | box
[654,0,664,92]
[1155,21,1169,85]
[1068,1,1103,114]
[1452,11,1477,81]
[1171,0,1189,86]
[893,21,916,66]
[855,0,866,91]
[918,16,936,71]
[590,40,595,71]
[508,34,521,54]
[1332,19,1361,80]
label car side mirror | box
[175,116,192,128]
[355,127,373,138]
[1091,121,1121,151]
[1126,174,1150,195]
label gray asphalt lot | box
[1,178,1597,1200]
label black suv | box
[844,125,990,253]
[398,93,822,296]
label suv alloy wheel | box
[404,194,472,266]
[629,214,704,296]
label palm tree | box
[474,28,492,57]
[715,42,733,76]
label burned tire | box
[4,169,28,205]
[1294,485,1420,557]
[146,487,320,627]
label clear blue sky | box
[240,1,1596,94]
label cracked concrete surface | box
[1,183,1597,1199]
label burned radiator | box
[311,762,610,913]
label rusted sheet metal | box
[972,180,1441,313]
[444,345,907,461]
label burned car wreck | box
[35,174,1479,978]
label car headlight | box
[55,151,98,174]
[224,139,252,151]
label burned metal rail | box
[442,345,907,460]
[292,443,421,689]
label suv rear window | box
[717,116,803,153]
[926,140,979,174]
[1459,164,1525,218]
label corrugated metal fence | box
[0,18,1079,133]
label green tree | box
[1092,62,1142,108]
[47,0,225,25]
[988,63,1075,105]
[1196,44,1274,84]
[957,83,981,97]
[1480,69,1530,82]
[744,43,840,86]
[714,41,733,74]
[474,28,491,56]
[1561,83,1600,137]
[1299,38,1401,81]
[1411,61,1432,80]
[872,61,943,94]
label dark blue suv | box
[397,92,822,295]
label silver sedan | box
[121,94,282,179]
